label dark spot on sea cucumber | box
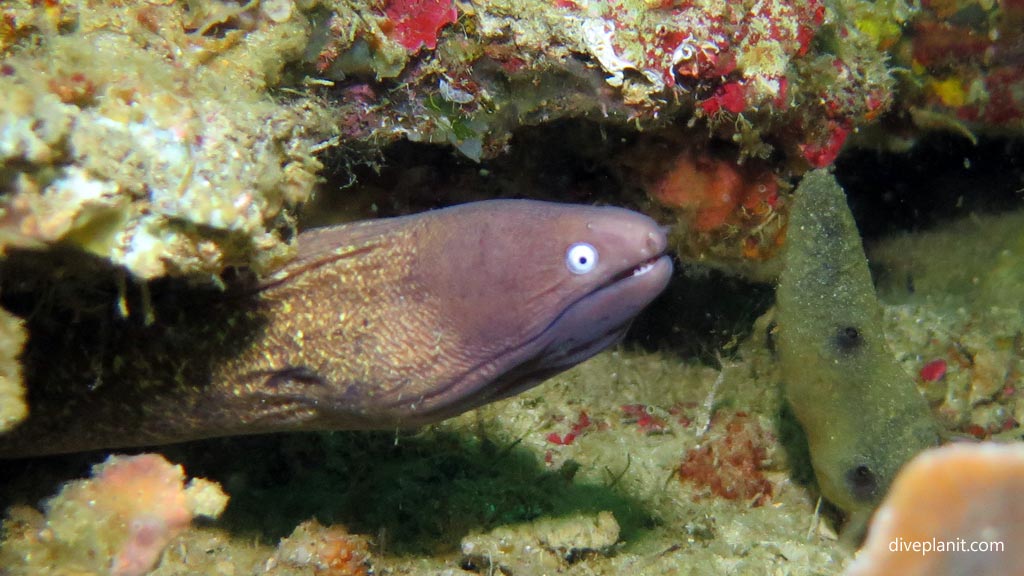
[833,325,862,353]
[845,463,879,502]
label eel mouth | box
[609,254,663,284]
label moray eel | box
[774,171,940,534]
[0,200,672,457]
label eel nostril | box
[646,231,662,253]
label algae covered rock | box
[272,519,373,576]
[0,307,27,433]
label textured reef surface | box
[2,0,1024,574]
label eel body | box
[774,171,940,531]
[1,200,672,456]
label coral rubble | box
[869,208,1024,440]
[679,412,775,506]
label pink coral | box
[19,453,229,576]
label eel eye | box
[566,242,598,275]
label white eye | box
[566,242,598,274]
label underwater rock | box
[774,170,940,534]
[0,453,228,575]
[845,442,1024,576]
[1,0,1016,294]
[271,519,372,576]
[0,307,27,433]
[460,511,620,574]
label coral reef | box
[845,442,1024,576]
[0,453,228,575]
[0,0,1019,284]
[0,0,329,280]
[617,132,786,278]
[887,0,1024,136]
[3,0,1008,283]
[311,0,906,167]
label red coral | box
[679,413,774,505]
[700,82,747,115]
[383,0,457,53]
[799,120,850,168]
